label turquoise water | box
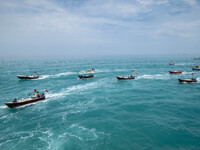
[0,56,200,150]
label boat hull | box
[178,79,197,83]
[169,71,182,74]
[192,68,200,71]
[117,76,135,80]
[5,96,45,108]
[78,74,94,79]
[194,57,200,60]
[17,75,39,79]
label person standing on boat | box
[191,73,194,80]
[34,89,37,97]
[37,91,40,98]
[12,98,17,103]
[34,89,37,93]
[34,89,40,98]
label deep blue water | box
[0,56,200,150]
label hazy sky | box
[0,0,200,57]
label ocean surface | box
[0,56,200,150]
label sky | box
[0,0,200,58]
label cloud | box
[155,20,200,37]
[183,0,198,6]
[0,0,200,57]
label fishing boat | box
[193,57,200,60]
[195,66,200,68]
[169,61,175,65]
[117,76,135,80]
[192,68,200,71]
[178,79,197,83]
[17,75,39,79]
[169,71,182,74]
[78,74,94,79]
[4,95,45,108]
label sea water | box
[0,55,200,150]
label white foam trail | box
[47,92,67,99]
[0,105,7,109]
[175,63,195,66]
[66,132,84,141]
[137,73,170,80]
[197,77,200,82]
[38,72,76,80]
[182,72,193,75]
[89,68,131,74]
[114,69,130,72]
[78,68,134,75]
[94,69,110,73]
[47,80,103,99]
[69,124,98,141]
[0,115,6,119]
[0,129,54,150]
[67,82,98,92]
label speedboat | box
[192,68,200,71]
[78,74,94,79]
[4,95,45,108]
[117,76,135,80]
[17,75,39,79]
[178,79,197,83]
[169,71,182,74]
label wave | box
[137,73,170,80]
[0,128,54,149]
[68,124,99,141]
[38,72,76,80]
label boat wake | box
[137,73,170,80]
[86,68,131,74]
[0,106,7,109]
[182,72,193,75]
[38,72,76,80]
[93,69,110,73]
[175,63,195,66]
[47,79,104,99]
